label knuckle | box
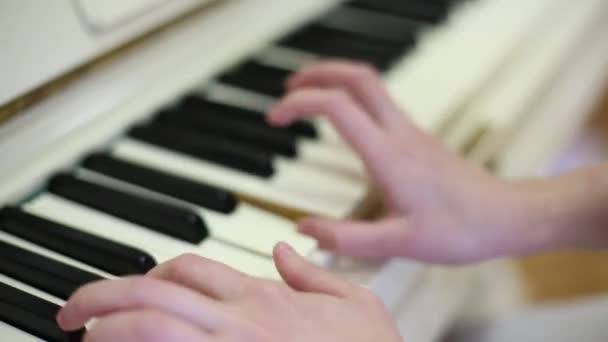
[164,254,201,279]
[328,230,355,254]
[129,312,171,341]
[356,288,385,308]
[355,63,379,80]
[124,277,154,302]
[251,280,286,301]
[328,233,348,253]
[324,89,351,111]
[171,253,201,266]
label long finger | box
[84,309,210,342]
[298,217,410,257]
[273,242,354,297]
[267,88,390,176]
[147,253,252,300]
[58,277,230,333]
[287,61,406,128]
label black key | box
[300,24,409,51]
[218,62,291,97]
[180,95,318,138]
[48,174,208,244]
[348,0,451,23]
[321,5,421,43]
[0,206,157,275]
[280,25,408,69]
[0,282,84,342]
[82,154,238,213]
[129,123,275,178]
[0,239,102,299]
[155,108,298,157]
[280,28,392,67]
[278,118,317,139]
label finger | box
[147,253,252,300]
[58,277,229,333]
[273,242,353,297]
[267,88,390,175]
[287,61,406,128]
[84,309,209,342]
[298,217,410,258]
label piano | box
[1,0,607,341]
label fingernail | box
[267,115,285,127]
[297,218,317,232]
[267,115,278,125]
[276,241,295,255]
[285,78,294,88]
[56,310,65,329]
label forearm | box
[506,162,608,254]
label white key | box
[73,167,318,258]
[299,140,365,180]
[386,0,558,132]
[459,0,606,162]
[204,204,317,258]
[443,0,572,149]
[495,7,608,178]
[112,139,367,218]
[25,194,281,279]
[0,321,42,342]
[256,45,322,71]
[206,82,276,114]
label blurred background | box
[1,0,608,341]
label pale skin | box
[57,61,608,340]
[57,244,402,342]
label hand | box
[268,61,557,264]
[57,243,402,342]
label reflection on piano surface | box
[1,0,608,341]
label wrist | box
[502,165,608,255]
[466,178,560,259]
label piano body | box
[1,0,608,341]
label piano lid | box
[0,0,215,108]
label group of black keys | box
[0,0,461,340]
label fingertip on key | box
[266,109,288,127]
[55,310,67,330]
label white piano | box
[1,0,607,341]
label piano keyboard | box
[1,0,607,341]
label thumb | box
[298,217,409,258]
[273,242,352,297]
